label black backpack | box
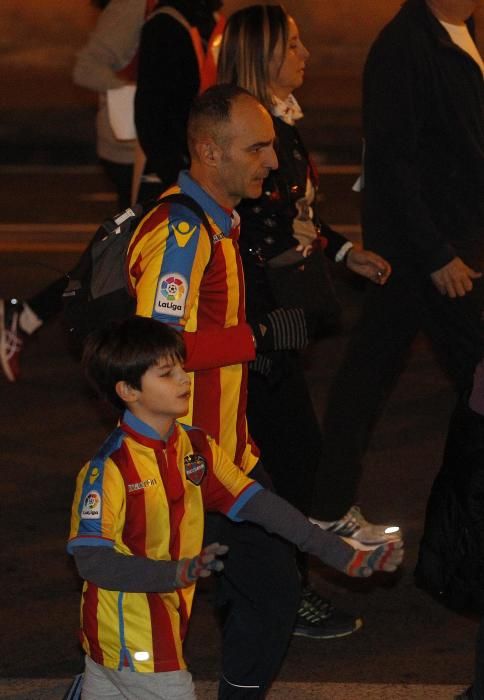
[414,396,484,614]
[62,193,213,347]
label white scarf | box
[270,93,304,126]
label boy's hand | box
[342,537,404,578]
[175,542,229,588]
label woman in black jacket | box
[218,4,397,640]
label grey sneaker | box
[310,506,401,546]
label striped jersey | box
[68,410,262,672]
[127,171,258,473]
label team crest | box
[184,454,207,485]
[81,490,101,519]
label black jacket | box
[135,1,217,186]
[362,0,484,275]
[238,116,346,320]
[416,394,484,614]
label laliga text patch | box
[81,490,101,520]
[155,273,187,317]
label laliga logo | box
[156,273,188,316]
[161,276,185,301]
[85,491,100,510]
[81,489,101,519]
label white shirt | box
[440,20,484,75]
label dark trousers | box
[311,269,484,521]
[472,617,484,699]
[247,355,322,517]
[205,463,301,699]
[247,356,322,584]
[27,275,69,324]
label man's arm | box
[129,203,257,371]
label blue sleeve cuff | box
[226,482,264,522]
[67,537,114,554]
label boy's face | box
[133,357,191,426]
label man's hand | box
[430,257,482,298]
[175,543,229,588]
[345,244,392,285]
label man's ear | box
[196,138,222,168]
[115,380,139,406]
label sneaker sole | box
[293,617,363,640]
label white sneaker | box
[310,506,401,546]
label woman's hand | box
[295,242,313,258]
[345,244,392,284]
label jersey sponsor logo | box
[127,478,158,494]
[155,273,187,317]
[170,219,199,248]
[81,490,101,519]
[184,454,207,485]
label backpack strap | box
[146,5,192,33]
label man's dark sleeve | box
[135,14,200,187]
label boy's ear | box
[115,380,139,405]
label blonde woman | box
[218,4,397,640]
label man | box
[127,84,299,699]
[310,0,484,527]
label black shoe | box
[455,688,474,700]
[293,590,363,640]
[300,585,334,618]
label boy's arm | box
[72,542,228,592]
[237,489,403,577]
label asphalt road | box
[0,166,476,699]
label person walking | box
[126,83,301,698]
[217,4,398,639]
[310,0,484,530]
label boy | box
[68,316,404,699]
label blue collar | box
[178,170,233,236]
[122,409,174,442]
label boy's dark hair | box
[82,316,186,411]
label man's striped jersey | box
[127,171,258,473]
[68,411,262,672]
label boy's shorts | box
[82,655,196,699]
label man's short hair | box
[187,83,255,154]
[82,316,186,411]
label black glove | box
[252,307,308,353]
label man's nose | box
[265,146,278,171]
